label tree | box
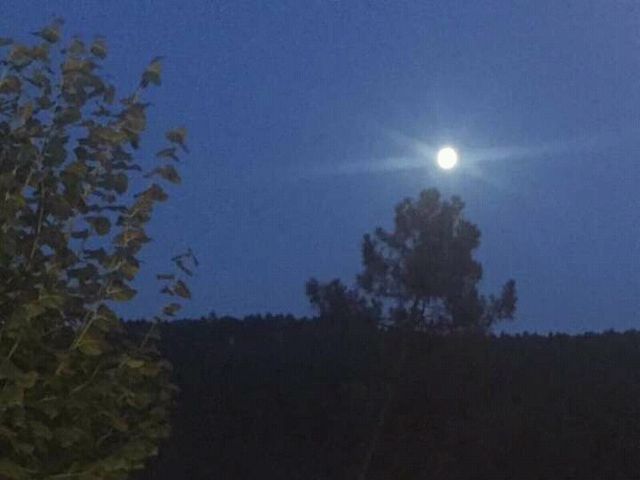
[307,188,517,479]
[358,188,516,333]
[0,21,194,479]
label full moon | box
[437,147,458,170]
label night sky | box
[3,1,639,333]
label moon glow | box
[437,147,459,170]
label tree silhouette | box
[305,188,518,479]
[358,188,516,333]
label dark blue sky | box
[4,1,640,333]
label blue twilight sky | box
[2,0,639,333]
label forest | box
[135,316,640,480]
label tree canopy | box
[360,188,516,332]
[309,188,516,334]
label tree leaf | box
[146,165,181,184]
[0,75,22,94]
[90,37,108,58]
[0,458,30,480]
[17,371,38,389]
[77,330,105,356]
[174,280,191,299]
[87,216,111,236]
[162,303,182,317]
[34,20,62,43]
[0,384,24,407]
[120,256,140,281]
[165,127,188,152]
[8,44,34,68]
[0,360,24,381]
[108,281,137,302]
[156,147,179,161]
[124,357,145,369]
[111,172,129,194]
[94,304,121,332]
[141,58,163,87]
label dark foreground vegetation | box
[136,316,640,480]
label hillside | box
[134,317,640,479]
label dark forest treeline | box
[135,316,640,480]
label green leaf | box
[54,427,85,448]
[13,441,34,456]
[90,37,108,58]
[109,281,137,302]
[0,75,22,94]
[120,257,140,281]
[165,127,188,152]
[174,280,191,299]
[67,38,85,55]
[141,58,163,87]
[16,371,38,389]
[111,173,129,194]
[32,399,60,419]
[111,417,129,432]
[38,293,64,309]
[147,165,181,184]
[17,102,33,121]
[22,302,46,319]
[29,420,53,441]
[0,458,30,480]
[138,364,162,378]
[87,216,111,236]
[0,384,24,407]
[162,303,181,317]
[0,425,17,440]
[115,229,151,247]
[55,107,82,125]
[94,304,121,332]
[8,45,34,68]
[124,357,145,369]
[156,147,179,161]
[139,183,168,202]
[0,360,24,381]
[34,20,62,43]
[77,330,105,356]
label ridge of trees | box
[136,316,640,480]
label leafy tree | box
[0,21,193,479]
[358,188,516,333]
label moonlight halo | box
[437,146,459,170]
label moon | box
[436,147,458,170]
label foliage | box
[305,188,518,478]
[357,188,516,332]
[136,318,640,480]
[0,21,192,479]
